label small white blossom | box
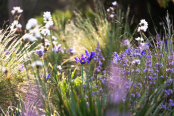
[2,67,7,73]
[52,36,57,41]
[23,34,37,42]
[139,19,148,27]
[107,8,110,12]
[132,59,140,65]
[43,11,52,23]
[110,14,114,18]
[41,29,50,36]
[57,65,62,70]
[135,37,144,42]
[112,1,117,6]
[45,42,51,47]
[138,19,148,32]
[29,27,41,38]
[110,7,114,11]
[16,24,22,28]
[31,61,43,67]
[11,7,23,15]
[138,25,148,32]
[52,41,57,45]
[10,20,18,31]
[45,21,53,28]
[26,18,38,30]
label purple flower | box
[99,88,103,92]
[53,44,64,53]
[85,49,96,63]
[124,39,130,46]
[138,83,142,88]
[36,49,44,57]
[45,73,51,81]
[136,92,140,98]
[102,78,105,84]
[4,49,10,55]
[74,54,87,64]
[165,40,168,47]
[83,84,87,87]
[98,76,101,80]
[161,104,166,109]
[67,47,75,54]
[18,65,24,71]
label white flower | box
[52,36,57,41]
[31,61,43,67]
[138,25,148,32]
[135,37,144,42]
[11,7,23,15]
[23,34,37,42]
[107,8,110,12]
[26,18,38,30]
[10,20,18,31]
[43,11,52,23]
[45,21,54,28]
[16,24,22,28]
[2,67,7,73]
[110,7,114,11]
[0,30,2,34]
[29,27,41,38]
[139,19,148,27]
[45,42,51,47]
[112,1,117,6]
[57,65,62,70]
[52,41,57,45]
[132,59,140,65]
[41,29,50,36]
[110,14,114,18]
[138,19,148,32]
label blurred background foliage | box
[0,0,174,34]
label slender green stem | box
[81,65,83,85]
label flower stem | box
[81,65,83,85]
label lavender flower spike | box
[85,49,96,63]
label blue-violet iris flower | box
[74,54,87,64]
[85,49,96,63]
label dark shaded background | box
[0,0,174,34]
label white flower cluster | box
[52,36,57,45]
[43,11,54,29]
[137,19,148,32]
[26,18,38,30]
[23,33,37,42]
[23,18,41,42]
[41,29,50,36]
[107,1,117,18]
[11,7,23,15]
